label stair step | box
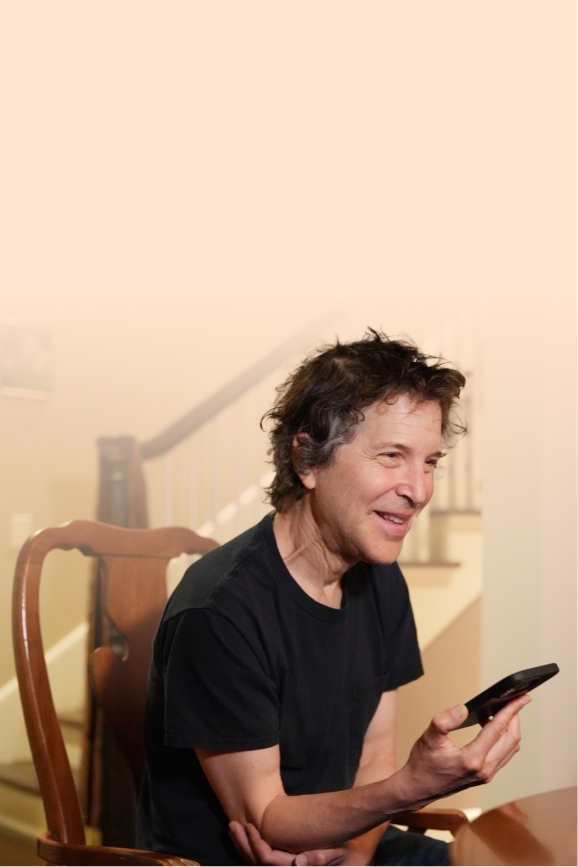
[58,709,83,730]
[0,762,45,840]
[0,763,39,796]
[430,509,482,516]
[58,710,83,754]
[0,761,79,796]
[399,562,460,585]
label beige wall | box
[0,0,575,800]
[397,599,481,811]
[481,297,577,808]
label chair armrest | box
[391,808,469,837]
[38,833,199,866]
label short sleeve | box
[158,608,280,751]
[381,563,424,691]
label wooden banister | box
[140,314,340,460]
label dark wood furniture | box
[13,518,468,865]
[450,786,577,866]
[12,520,217,865]
[393,808,468,838]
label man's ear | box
[291,434,317,490]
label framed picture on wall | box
[0,322,52,399]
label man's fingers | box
[485,713,523,775]
[229,821,256,864]
[296,849,345,866]
[246,822,295,866]
[456,694,529,783]
[236,822,344,867]
[471,694,530,754]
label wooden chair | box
[12,520,218,866]
[12,519,468,866]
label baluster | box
[415,507,431,562]
[162,453,173,527]
[187,434,198,531]
[211,416,221,540]
[232,400,243,537]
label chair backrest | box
[12,520,218,846]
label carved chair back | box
[12,520,218,848]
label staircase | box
[0,623,91,861]
[0,313,484,848]
[0,711,84,864]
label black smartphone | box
[456,663,559,729]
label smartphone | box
[456,663,559,729]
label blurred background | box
[0,0,575,858]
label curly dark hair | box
[262,329,466,512]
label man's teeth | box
[382,514,404,524]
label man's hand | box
[394,693,530,810]
[229,821,345,866]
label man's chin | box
[360,539,405,566]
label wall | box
[0,0,574,802]
[397,599,481,811]
[481,297,577,808]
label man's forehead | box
[363,394,442,422]
[348,395,443,445]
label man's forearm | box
[260,771,409,853]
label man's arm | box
[197,693,529,855]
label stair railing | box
[96,314,341,534]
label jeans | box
[370,824,450,866]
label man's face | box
[299,394,443,566]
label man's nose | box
[395,466,431,508]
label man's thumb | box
[429,704,468,739]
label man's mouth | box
[374,511,414,536]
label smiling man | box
[137,332,528,866]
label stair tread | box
[0,761,40,795]
[430,509,481,516]
[57,709,83,728]
[0,760,80,796]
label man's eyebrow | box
[376,443,446,459]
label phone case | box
[456,663,559,729]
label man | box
[137,332,528,866]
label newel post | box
[82,436,149,846]
[96,436,149,529]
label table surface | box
[450,786,577,866]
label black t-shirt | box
[137,514,423,865]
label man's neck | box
[273,498,356,609]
